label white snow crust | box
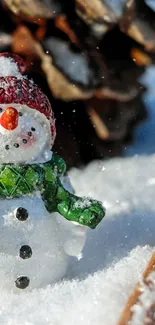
[0,67,155,324]
[0,57,22,78]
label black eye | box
[0,108,3,113]
[28,132,32,137]
[19,112,23,116]
[31,127,36,132]
[14,143,19,148]
[5,145,9,150]
[23,139,27,144]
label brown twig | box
[117,251,155,325]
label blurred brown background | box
[1,0,155,168]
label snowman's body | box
[0,101,87,291]
[0,188,86,291]
[0,195,67,291]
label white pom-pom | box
[0,57,22,78]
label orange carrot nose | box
[0,107,19,130]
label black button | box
[15,276,30,289]
[16,207,28,221]
[20,245,32,259]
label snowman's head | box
[0,53,56,164]
[0,104,53,164]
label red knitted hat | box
[0,52,56,146]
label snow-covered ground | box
[1,68,155,324]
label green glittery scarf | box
[0,153,105,229]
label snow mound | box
[70,155,155,217]
[69,155,155,277]
[0,57,22,78]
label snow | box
[0,57,22,78]
[0,66,155,324]
[74,197,92,209]
[0,246,154,325]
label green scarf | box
[0,153,105,229]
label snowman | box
[0,52,105,292]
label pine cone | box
[0,0,152,167]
